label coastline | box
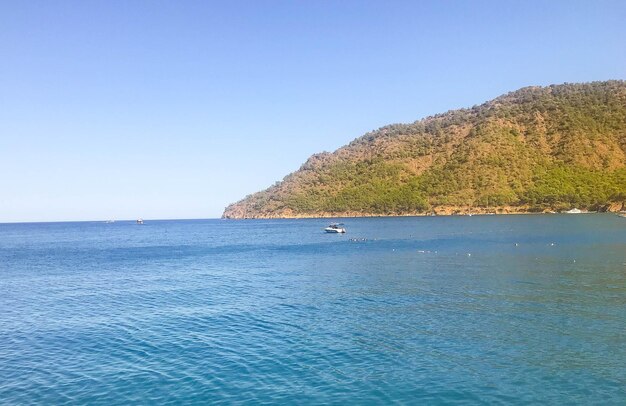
[222,203,625,219]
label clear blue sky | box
[1,0,624,222]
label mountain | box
[223,81,626,218]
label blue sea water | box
[0,215,625,405]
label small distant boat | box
[617,213,626,218]
[136,219,144,225]
[324,223,346,233]
[564,208,582,214]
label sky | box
[0,0,625,222]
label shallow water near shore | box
[1,214,625,404]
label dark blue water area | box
[0,215,625,404]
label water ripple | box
[1,216,625,404]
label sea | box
[0,215,625,405]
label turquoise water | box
[1,215,625,404]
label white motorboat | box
[136,218,144,225]
[324,223,346,233]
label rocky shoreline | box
[222,202,625,219]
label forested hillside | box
[224,81,626,218]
